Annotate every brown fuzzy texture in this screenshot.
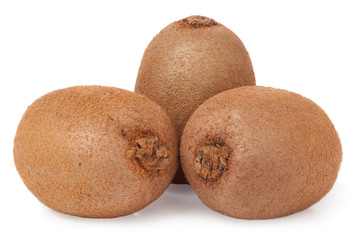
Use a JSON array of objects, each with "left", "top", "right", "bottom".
[
  {"left": 14, "top": 86, "right": 178, "bottom": 218},
  {"left": 181, "top": 86, "right": 342, "bottom": 219},
  {"left": 135, "top": 15, "right": 256, "bottom": 183}
]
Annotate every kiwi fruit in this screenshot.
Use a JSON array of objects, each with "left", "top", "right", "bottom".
[
  {"left": 135, "top": 15, "right": 256, "bottom": 183},
  {"left": 180, "top": 86, "right": 342, "bottom": 219},
  {"left": 14, "top": 86, "right": 178, "bottom": 218}
]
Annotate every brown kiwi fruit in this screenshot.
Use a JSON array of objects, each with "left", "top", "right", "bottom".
[
  {"left": 135, "top": 15, "right": 256, "bottom": 183},
  {"left": 14, "top": 86, "right": 178, "bottom": 218},
  {"left": 181, "top": 86, "right": 342, "bottom": 219}
]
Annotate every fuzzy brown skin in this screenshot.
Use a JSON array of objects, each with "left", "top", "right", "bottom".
[
  {"left": 135, "top": 16, "right": 256, "bottom": 184},
  {"left": 181, "top": 86, "right": 342, "bottom": 219},
  {"left": 14, "top": 86, "right": 178, "bottom": 218}
]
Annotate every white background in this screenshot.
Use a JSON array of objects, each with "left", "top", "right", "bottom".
[{"left": 1, "top": 0, "right": 356, "bottom": 239}]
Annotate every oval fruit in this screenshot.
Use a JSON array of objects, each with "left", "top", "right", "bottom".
[
  {"left": 135, "top": 15, "right": 256, "bottom": 183},
  {"left": 181, "top": 86, "right": 342, "bottom": 219},
  {"left": 14, "top": 86, "right": 178, "bottom": 218}
]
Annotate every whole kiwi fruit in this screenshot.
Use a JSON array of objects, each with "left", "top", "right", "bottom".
[
  {"left": 135, "top": 15, "right": 256, "bottom": 183},
  {"left": 14, "top": 86, "right": 178, "bottom": 218},
  {"left": 180, "top": 86, "right": 342, "bottom": 219}
]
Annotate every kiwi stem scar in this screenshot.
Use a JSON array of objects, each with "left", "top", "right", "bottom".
[
  {"left": 182, "top": 15, "right": 217, "bottom": 27},
  {"left": 125, "top": 134, "right": 169, "bottom": 171},
  {"left": 195, "top": 143, "right": 231, "bottom": 182}
]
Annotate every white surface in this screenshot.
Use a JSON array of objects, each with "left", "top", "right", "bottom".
[{"left": 0, "top": 0, "right": 356, "bottom": 239}]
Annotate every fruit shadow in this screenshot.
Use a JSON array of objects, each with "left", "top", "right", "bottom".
[
  {"left": 128, "top": 184, "right": 216, "bottom": 219},
  {"left": 109, "top": 184, "right": 227, "bottom": 223}
]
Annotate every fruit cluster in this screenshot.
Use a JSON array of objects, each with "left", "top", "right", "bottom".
[{"left": 14, "top": 16, "right": 342, "bottom": 219}]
